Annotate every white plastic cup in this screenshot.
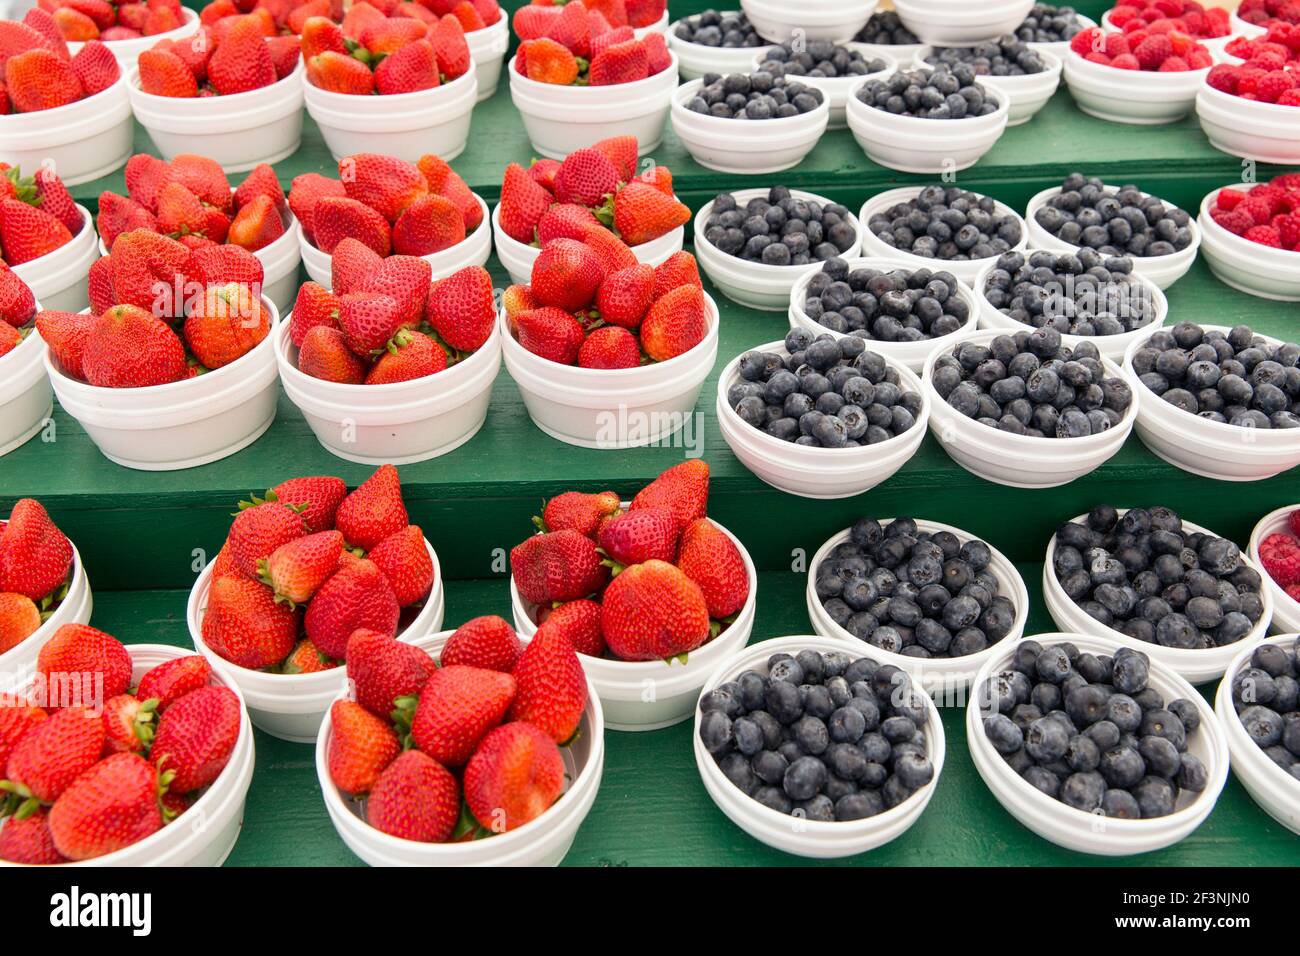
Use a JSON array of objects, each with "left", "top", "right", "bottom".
[
  {"left": 912, "top": 46, "right": 1060, "bottom": 126},
  {"left": 741, "top": 0, "right": 878, "bottom": 43},
  {"left": 1248, "top": 506, "right": 1300, "bottom": 634},
  {"left": 1196, "top": 82, "right": 1300, "bottom": 167},
  {"left": 694, "top": 634, "right": 945, "bottom": 858},
  {"left": 66, "top": 7, "right": 201, "bottom": 69},
  {"left": 0, "top": 74, "right": 132, "bottom": 186},
  {"left": 11, "top": 206, "right": 98, "bottom": 313},
  {"left": 186, "top": 540, "right": 445, "bottom": 743},
  {"left": 671, "top": 77, "right": 829, "bottom": 174},
  {"left": 893, "top": 0, "right": 1035, "bottom": 46},
  {"left": 317, "top": 627, "right": 603, "bottom": 866},
  {"left": 967, "top": 631, "right": 1228, "bottom": 856},
  {"left": 668, "top": 13, "right": 765, "bottom": 79},
  {"left": 467, "top": 16, "right": 508, "bottom": 102},
  {"left": 0, "top": 325, "right": 52, "bottom": 460},
  {"left": 751, "top": 48, "right": 895, "bottom": 128},
  {"left": 1062, "top": 49, "right": 1209, "bottom": 125},
  {"left": 0, "top": 537, "right": 91, "bottom": 688},
  {"left": 1196, "top": 187, "right": 1300, "bottom": 302}
]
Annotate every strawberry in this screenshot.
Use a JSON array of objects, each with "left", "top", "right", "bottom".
[
  {"left": 338, "top": 291, "right": 403, "bottom": 355},
  {"left": 592, "top": 134, "right": 639, "bottom": 181},
  {"left": 307, "top": 49, "right": 375, "bottom": 93},
  {"left": 208, "top": 15, "right": 277, "bottom": 94},
  {"left": 25, "top": 6, "right": 73, "bottom": 53},
  {"left": 305, "top": 558, "right": 400, "bottom": 659},
  {"left": 86, "top": 257, "right": 117, "bottom": 315},
  {"left": 641, "top": 30, "right": 671, "bottom": 74},
  {"left": 259, "top": 529, "right": 344, "bottom": 605},
  {"left": 281, "top": 638, "right": 335, "bottom": 673},
  {"left": 0, "top": 592, "right": 40, "bottom": 653},
  {"left": 652, "top": 250, "right": 702, "bottom": 299},
  {"left": 328, "top": 237, "right": 383, "bottom": 296},
  {"left": 0, "top": 199, "right": 72, "bottom": 265},
  {"left": 359, "top": 17, "right": 427, "bottom": 56},
  {"left": 537, "top": 203, "right": 600, "bottom": 244},
  {"left": 366, "top": 749, "right": 459, "bottom": 841},
  {"left": 640, "top": 283, "right": 707, "bottom": 361},
  {"left": 392, "top": 193, "right": 465, "bottom": 255},
  {"left": 513, "top": 3, "right": 560, "bottom": 40},
  {"left": 510, "top": 528, "right": 609, "bottom": 605},
  {"left": 590, "top": 24, "right": 634, "bottom": 58},
  {"left": 102, "top": 694, "right": 156, "bottom": 753},
  {"left": 341, "top": 0, "right": 386, "bottom": 40},
  {"left": 327, "top": 699, "right": 400, "bottom": 793},
  {"left": 106, "top": 229, "right": 190, "bottom": 312},
  {"left": 312, "top": 196, "right": 391, "bottom": 256},
  {"left": 47, "top": 752, "right": 161, "bottom": 861},
  {"left": 545, "top": 0, "right": 590, "bottom": 56},
  {"left": 287, "top": 172, "right": 346, "bottom": 245},
  {"left": 528, "top": 157, "right": 562, "bottom": 193},
  {"left": 96, "top": 192, "right": 156, "bottom": 249},
  {"left": 531, "top": 237, "right": 604, "bottom": 311},
  {"left": 429, "top": 13, "right": 470, "bottom": 78},
  {"left": 69, "top": 38, "right": 118, "bottom": 95},
  {"left": 5, "top": 49, "right": 81, "bottom": 111},
  {"left": 0, "top": 323, "right": 20, "bottom": 359},
  {"left": 135, "top": 655, "right": 212, "bottom": 711},
  {"left": 637, "top": 163, "right": 674, "bottom": 196},
  {"left": 288, "top": 281, "right": 340, "bottom": 347},
  {"left": 501, "top": 283, "right": 537, "bottom": 322},
  {"left": 184, "top": 282, "right": 270, "bottom": 369},
  {"left": 541, "top": 490, "right": 620, "bottom": 536},
  {"left": 156, "top": 180, "right": 208, "bottom": 238},
  {"left": 139, "top": 46, "right": 199, "bottom": 96},
  {"left": 227, "top": 501, "right": 305, "bottom": 578},
  {"left": 613, "top": 181, "right": 689, "bottom": 246},
  {"left": 594, "top": 263, "right": 654, "bottom": 329},
  {"left": 512, "top": 306, "right": 583, "bottom": 364},
  {"left": 340, "top": 153, "right": 427, "bottom": 224},
  {"left": 333, "top": 466, "right": 407, "bottom": 549},
  {"left": 578, "top": 325, "right": 640, "bottom": 369},
  {"left": 440, "top": 615, "right": 522, "bottom": 672},
  {"left": 0, "top": 22, "right": 58, "bottom": 71},
  {"left": 521, "top": 36, "right": 577, "bottom": 84},
  {"left": 345, "top": 627, "right": 436, "bottom": 717},
  {"left": 3, "top": 706, "right": 104, "bottom": 803},
  {"left": 300, "top": 15, "right": 346, "bottom": 61},
  {"left": 0, "top": 498, "right": 72, "bottom": 601},
  {"left": 0, "top": 808, "right": 65, "bottom": 864},
  {"left": 151, "top": 685, "right": 240, "bottom": 792},
  {"left": 32, "top": 167, "right": 81, "bottom": 236},
  {"left": 536, "top": 598, "right": 604, "bottom": 656},
  {"left": 161, "top": 154, "right": 232, "bottom": 212},
  {"left": 366, "top": 328, "right": 448, "bottom": 384},
  {"left": 168, "top": 30, "right": 213, "bottom": 83},
  {"left": 600, "top": 559, "right": 710, "bottom": 660},
  {"left": 589, "top": 37, "right": 647, "bottom": 85},
  {"left": 630, "top": 459, "right": 708, "bottom": 531},
  {"left": 463, "top": 722, "right": 563, "bottom": 832},
  {"left": 677, "top": 517, "right": 748, "bottom": 619},
  {"left": 366, "top": 525, "right": 433, "bottom": 605},
  {"left": 298, "top": 326, "right": 368, "bottom": 383},
  {"left": 0, "top": 266, "right": 35, "bottom": 328},
  {"left": 578, "top": 224, "right": 638, "bottom": 273},
  {"left": 508, "top": 624, "right": 585, "bottom": 743},
  {"left": 201, "top": 575, "right": 299, "bottom": 669},
  {"left": 416, "top": 153, "right": 481, "bottom": 230},
  {"left": 267, "top": 475, "right": 347, "bottom": 533},
  {"left": 424, "top": 264, "right": 494, "bottom": 352},
  {"left": 410, "top": 663, "right": 515, "bottom": 765},
  {"left": 498, "top": 161, "right": 553, "bottom": 243},
  {"left": 0, "top": 694, "right": 45, "bottom": 771},
  {"left": 554, "top": 147, "right": 619, "bottom": 207},
  {"left": 375, "top": 37, "right": 440, "bottom": 94},
  {"left": 227, "top": 194, "right": 285, "bottom": 251},
  {"left": 598, "top": 506, "right": 677, "bottom": 566}
]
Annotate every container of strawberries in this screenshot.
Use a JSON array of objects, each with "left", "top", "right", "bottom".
[
  {"left": 507, "top": 462, "right": 759, "bottom": 731},
  {"left": 186, "top": 466, "right": 445, "bottom": 742},
  {"left": 0, "top": 626, "right": 253, "bottom": 866},
  {"left": 60, "top": 0, "right": 202, "bottom": 69},
  {"left": 0, "top": 267, "right": 55, "bottom": 459},
  {"left": 316, "top": 617, "right": 603, "bottom": 865},
  {"left": 2, "top": 165, "right": 100, "bottom": 315}
]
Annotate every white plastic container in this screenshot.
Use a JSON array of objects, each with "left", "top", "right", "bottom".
[
  {"left": 276, "top": 318, "right": 501, "bottom": 464},
  {"left": 858, "top": 186, "right": 1028, "bottom": 285},
  {"left": 0, "top": 74, "right": 132, "bottom": 186},
  {"left": 971, "top": 259, "right": 1168, "bottom": 363},
  {"left": 498, "top": 293, "right": 719, "bottom": 449},
  {"left": 511, "top": 512, "right": 756, "bottom": 731},
  {"left": 0, "top": 326, "right": 52, "bottom": 460},
  {"left": 1214, "top": 633, "right": 1300, "bottom": 835},
  {"left": 0, "top": 642, "right": 253, "bottom": 868},
  {"left": 1248, "top": 506, "right": 1300, "bottom": 634},
  {"left": 787, "top": 255, "right": 980, "bottom": 371},
  {"left": 10, "top": 205, "right": 97, "bottom": 313},
  {"left": 467, "top": 16, "right": 508, "bottom": 102},
  {"left": 923, "top": 329, "right": 1138, "bottom": 487},
  {"left": 1025, "top": 13, "right": 1097, "bottom": 57},
  {"left": 1062, "top": 50, "right": 1208, "bottom": 124},
  {"left": 851, "top": 37, "right": 929, "bottom": 63},
  {"left": 303, "top": 65, "right": 477, "bottom": 164},
  {"left": 46, "top": 297, "right": 281, "bottom": 471},
  {"left": 316, "top": 628, "right": 603, "bottom": 866},
  {"left": 715, "top": 339, "right": 929, "bottom": 498},
  {"left": 967, "top": 631, "right": 1228, "bottom": 855},
  {"left": 1043, "top": 509, "right": 1272, "bottom": 683},
  {"left": 1024, "top": 185, "right": 1201, "bottom": 290},
  {"left": 911, "top": 46, "right": 1060, "bottom": 126},
  {"left": 741, "top": 0, "right": 878, "bottom": 43},
  {"left": 845, "top": 74, "right": 1009, "bottom": 173},
  {"left": 695, "top": 187, "right": 864, "bottom": 310},
  {"left": 0, "top": 536, "right": 91, "bottom": 688},
  {"left": 508, "top": 54, "right": 677, "bottom": 160},
  {"left": 186, "top": 538, "right": 445, "bottom": 743},
  {"left": 490, "top": 201, "right": 682, "bottom": 287},
  {"left": 668, "top": 13, "right": 765, "bottom": 79},
  {"left": 751, "top": 49, "right": 895, "bottom": 128},
  {"left": 695, "top": 634, "right": 944, "bottom": 858},
  {"left": 66, "top": 7, "right": 201, "bottom": 69},
  {"left": 1197, "top": 187, "right": 1300, "bottom": 302},
  {"left": 894, "top": 0, "right": 1035, "bottom": 46},
  {"left": 1196, "top": 83, "right": 1300, "bottom": 167},
  {"left": 1229, "top": 11, "right": 1270, "bottom": 41},
  {"left": 1122, "top": 324, "right": 1300, "bottom": 481},
  {"left": 671, "top": 77, "right": 829, "bottom": 174},
  {"left": 807, "top": 520, "right": 1029, "bottom": 697}
]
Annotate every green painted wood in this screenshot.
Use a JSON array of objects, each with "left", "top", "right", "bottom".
[{"left": 90, "top": 567, "right": 1300, "bottom": 867}]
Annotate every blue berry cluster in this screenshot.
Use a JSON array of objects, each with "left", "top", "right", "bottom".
[
  {"left": 803, "top": 259, "right": 970, "bottom": 339},
  {"left": 704, "top": 187, "right": 857, "bottom": 266},
  {"left": 686, "top": 72, "right": 825, "bottom": 120},
  {"left": 673, "top": 9, "right": 763, "bottom": 48},
  {"left": 1231, "top": 640, "right": 1300, "bottom": 780},
  {"left": 983, "top": 250, "right": 1158, "bottom": 336},
  {"left": 1034, "top": 174, "right": 1195, "bottom": 259},
  {"left": 1015, "top": 4, "right": 1086, "bottom": 43},
  {"left": 854, "top": 11, "right": 919, "bottom": 45},
  {"left": 855, "top": 64, "right": 1000, "bottom": 119},
  {"left": 870, "top": 186, "right": 1023, "bottom": 262},
  {"left": 923, "top": 37, "right": 1048, "bottom": 76},
  {"left": 757, "top": 40, "right": 888, "bottom": 80}
]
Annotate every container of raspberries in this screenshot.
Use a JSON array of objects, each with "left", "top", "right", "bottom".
[
  {"left": 740, "top": 0, "right": 879, "bottom": 44},
  {"left": 1249, "top": 505, "right": 1300, "bottom": 634},
  {"left": 1062, "top": 26, "right": 1214, "bottom": 124},
  {"left": 668, "top": 9, "right": 768, "bottom": 80},
  {"left": 62, "top": 2, "right": 201, "bottom": 69},
  {"left": 808, "top": 518, "right": 1029, "bottom": 694},
  {"left": 1197, "top": 177, "right": 1300, "bottom": 301},
  {"left": 913, "top": 40, "right": 1062, "bottom": 126},
  {"left": 0, "top": 628, "right": 254, "bottom": 866},
  {"left": 694, "top": 187, "right": 864, "bottom": 311},
  {"left": 0, "top": 268, "right": 54, "bottom": 459},
  {"left": 316, "top": 620, "right": 604, "bottom": 866},
  {"left": 751, "top": 40, "right": 895, "bottom": 129},
  {"left": 301, "top": 13, "right": 480, "bottom": 164},
  {"left": 1122, "top": 322, "right": 1300, "bottom": 481},
  {"left": 1219, "top": 17, "right": 1299, "bottom": 67},
  {"left": 1214, "top": 634, "right": 1300, "bottom": 835},
  {"left": 508, "top": 462, "right": 759, "bottom": 731},
  {"left": 892, "top": 0, "right": 1036, "bottom": 46},
  {"left": 694, "top": 635, "right": 945, "bottom": 857},
  {"left": 186, "top": 465, "right": 445, "bottom": 742},
  {"left": 924, "top": 328, "right": 1139, "bottom": 487},
  {"left": 1100, "top": 1, "right": 1238, "bottom": 57},
  {"left": 1197, "top": 61, "right": 1300, "bottom": 167},
  {"left": 0, "top": 498, "right": 92, "bottom": 683},
  {"left": 715, "top": 333, "right": 930, "bottom": 498},
  {"left": 968, "top": 633, "right": 1228, "bottom": 855}
]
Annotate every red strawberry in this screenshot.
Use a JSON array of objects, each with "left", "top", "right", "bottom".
[
  {"left": 227, "top": 500, "right": 306, "bottom": 578},
  {"left": 463, "top": 722, "right": 563, "bottom": 832},
  {"left": 592, "top": 134, "right": 638, "bottom": 181},
  {"left": 366, "top": 749, "right": 459, "bottom": 841},
  {"left": 187, "top": 244, "right": 264, "bottom": 291},
  {"left": 589, "top": 37, "right": 647, "bottom": 84},
  {"left": 340, "top": 153, "right": 427, "bottom": 224},
  {"left": 32, "top": 167, "right": 81, "bottom": 235},
  {"left": 366, "top": 525, "right": 434, "bottom": 605},
  {"left": 307, "top": 49, "right": 375, "bottom": 93},
  {"left": 501, "top": 283, "right": 537, "bottom": 322},
  {"left": 642, "top": 30, "right": 671, "bottom": 74},
  {"left": 598, "top": 506, "right": 677, "bottom": 566},
  {"left": 677, "top": 517, "right": 749, "bottom": 619},
  {"left": 23, "top": 7, "right": 71, "bottom": 55},
  {"left": 227, "top": 194, "right": 284, "bottom": 251},
  {"left": 139, "top": 45, "right": 199, "bottom": 96},
  {"left": 288, "top": 171, "right": 346, "bottom": 245},
  {"left": 102, "top": 693, "right": 156, "bottom": 754},
  {"left": 528, "top": 157, "right": 561, "bottom": 193},
  {"left": 416, "top": 153, "right": 481, "bottom": 230},
  {"left": 208, "top": 16, "right": 277, "bottom": 94},
  {"left": 69, "top": 38, "right": 119, "bottom": 95},
  {"left": 312, "top": 196, "right": 391, "bottom": 256},
  {"left": 329, "top": 235, "right": 384, "bottom": 294},
  {"left": 135, "top": 655, "right": 212, "bottom": 711},
  {"left": 579, "top": 224, "right": 638, "bottom": 273},
  {"left": 536, "top": 598, "right": 604, "bottom": 656},
  {"left": 151, "top": 685, "right": 240, "bottom": 792},
  {"left": 429, "top": 13, "right": 470, "bottom": 78},
  {"left": 613, "top": 181, "right": 689, "bottom": 246},
  {"left": 327, "top": 699, "right": 400, "bottom": 793},
  {"left": 156, "top": 180, "right": 208, "bottom": 237},
  {"left": 410, "top": 664, "right": 515, "bottom": 765},
  {"left": 345, "top": 628, "right": 436, "bottom": 717},
  {"left": 392, "top": 193, "right": 465, "bottom": 255},
  {"left": 362, "top": 254, "right": 430, "bottom": 328},
  {"left": 96, "top": 192, "right": 156, "bottom": 249},
  {"left": 512, "top": 306, "right": 584, "bottom": 364},
  {"left": 531, "top": 237, "right": 604, "bottom": 311},
  {"left": 0, "top": 21, "right": 60, "bottom": 71},
  {"left": 600, "top": 558, "right": 710, "bottom": 660},
  {"left": 375, "top": 37, "right": 440, "bottom": 94},
  {"left": 184, "top": 282, "right": 270, "bottom": 369},
  {"left": 554, "top": 147, "right": 618, "bottom": 206},
  {"left": 498, "top": 161, "right": 552, "bottom": 243},
  {"left": 521, "top": 36, "right": 578, "bottom": 83},
  {"left": 5, "top": 48, "right": 81, "bottom": 111},
  {"left": 637, "top": 163, "right": 674, "bottom": 196},
  {"left": 544, "top": 0, "right": 590, "bottom": 56},
  {"left": 288, "top": 281, "right": 340, "bottom": 347},
  {"left": 537, "top": 203, "right": 601, "bottom": 244},
  {"left": 0, "top": 498, "right": 72, "bottom": 601},
  {"left": 298, "top": 325, "right": 367, "bottom": 383},
  {"left": 281, "top": 638, "right": 335, "bottom": 674},
  {"left": 630, "top": 459, "right": 708, "bottom": 531},
  {"left": 359, "top": 17, "right": 427, "bottom": 56},
  {"left": 590, "top": 24, "right": 635, "bottom": 59},
  {"left": 508, "top": 624, "right": 585, "bottom": 743},
  {"left": 0, "top": 695, "right": 45, "bottom": 771},
  {"left": 0, "top": 808, "right": 65, "bottom": 864},
  {"left": 201, "top": 575, "right": 300, "bottom": 669},
  {"left": 259, "top": 529, "right": 344, "bottom": 605},
  {"left": 510, "top": 528, "right": 609, "bottom": 605},
  {"left": 160, "top": 154, "right": 232, "bottom": 212},
  {"left": 305, "top": 558, "right": 400, "bottom": 659},
  {"left": 33, "top": 624, "right": 131, "bottom": 709},
  {"left": 0, "top": 593, "right": 40, "bottom": 653},
  {"left": 640, "top": 283, "right": 708, "bottom": 361},
  {"left": 268, "top": 475, "right": 347, "bottom": 533},
  {"left": 338, "top": 291, "right": 404, "bottom": 355},
  {"left": 3, "top": 706, "right": 103, "bottom": 803},
  {"left": 541, "top": 490, "right": 620, "bottom": 536},
  {"left": 513, "top": 3, "right": 560, "bottom": 40},
  {"left": 425, "top": 263, "right": 495, "bottom": 351},
  {"left": 300, "top": 15, "right": 346, "bottom": 60},
  {"left": 341, "top": 0, "right": 387, "bottom": 40},
  {"left": 106, "top": 229, "right": 190, "bottom": 312},
  {"left": 652, "top": 250, "right": 702, "bottom": 299},
  {"left": 48, "top": 753, "right": 161, "bottom": 861},
  {"left": 336, "top": 465, "right": 409, "bottom": 549},
  {"left": 594, "top": 263, "right": 654, "bottom": 329},
  {"left": 441, "top": 615, "right": 522, "bottom": 672},
  {"left": 367, "top": 329, "right": 448, "bottom": 384},
  {"left": 86, "top": 256, "right": 116, "bottom": 314},
  {"left": 578, "top": 324, "right": 639, "bottom": 369},
  {"left": 0, "top": 198, "right": 71, "bottom": 265}
]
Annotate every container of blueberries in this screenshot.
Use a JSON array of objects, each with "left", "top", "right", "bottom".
[
  {"left": 668, "top": 9, "right": 767, "bottom": 81},
  {"left": 913, "top": 39, "right": 1061, "bottom": 126},
  {"left": 740, "top": 0, "right": 879, "bottom": 45},
  {"left": 1015, "top": 3, "right": 1096, "bottom": 56},
  {"left": 852, "top": 10, "right": 926, "bottom": 62},
  {"left": 844, "top": 63, "right": 1010, "bottom": 174},
  {"left": 752, "top": 40, "right": 894, "bottom": 128},
  {"left": 1214, "top": 634, "right": 1300, "bottom": 835},
  {"left": 807, "top": 517, "right": 1029, "bottom": 694},
  {"left": 671, "top": 71, "right": 830, "bottom": 174},
  {"left": 858, "top": 185, "right": 1028, "bottom": 284},
  {"left": 892, "top": 0, "right": 1036, "bottom": 47},
  {"left": 1025, "top": 175, "right": 1202, "bottom": 290},
  {"left": 968, "top": 634, "right": 1229, "bottom": 855},
  {"left": 695, "top": 635, "right": 945, "bottom": 858},
  {"left": 923, "top": 328, "right": 1139, "bottom": 487},
  {"left": 694, "top": 186, "right": 864, "bottom": 310},
  {"left": 1196, "top": 186, "right": 1300, "bottom": 302},
  {"left": 788, "top": 256, "right": 979, "bottom": 370},
  {"left": 1248, "top": 506, "right": 1300, "bottom": 634},
  {"left": 715, "top": 330, "right": 930, "bottom": 498},
  {"left": 1042, "top": 505, "right": 1274, "bottom": 684},
  {"left": 1121, "top": 322, "right": 1300, "bottom": 482}
]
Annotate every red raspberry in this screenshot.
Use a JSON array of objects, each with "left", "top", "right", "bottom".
[
  {"left": 1135, "top": 34, "right": 1174, "bottom": 68},
  {"left": 1216, "top": 187, "right": 1247, "bottom": 210},
  {"left": 1154, "top": 0, "right": 1183, "bottom": 17},
  {"left": 1147, "top": 17, "right": 1180, "bottom": 35},
  {"left": 1289, "top": 508, "right": 1300, "bottom": 537},
  {"left": 1085, "top": 51, "right": 1113, "bottom": 64},
  {"left": 1110, "top": 4, "right": 1141, "bottom": 27},
  {"left": 1287, "top": 583, "right": 1300, "bottom": 604},
  {"left": 1169, "top": 29, "right": 1197, "bottom": 55},
  {"left": 1278, "top": 212, "right": 1300, "bottom": 248},
  {"left": 1245, "top": 224, "right": 1283, "bottom": 247},
  {"left": 1210, "top": 208, "right": 1253, "bottom": 235},
  {"left": 1237, "top": 66, "right": 1269, "bottom": 93},
  {"left": 1104, "top": 32, "right": 1132, "bottom": 57},
  {"left": 1112, "top": 53, "right": 1141, "bottom": 69},
  {"left": 1159, "top": 56, "right": 1190, "bottom": 70},
  {"left": 1256, "top": 70, "right": 1297, "bottom": 102},
  {"left": 1248, "top": 50, "right": 1288, "bottom": 71},
  {"left": 1272, "top": 172, "right": 1300, "bottom": 190},
  {"left": 1260, "top": 532, "right": 1300, "bottom": 587},
  {"left": 1280, "top": 88, "right": 1300, "bottom": 105},
  {"left": 1071, "top": 27, "right": 1103, "bottom": 55},
  {"left": 1239, "top": 195, "right": 1274, "bottom": 224},
  {"left": 1207, "top": 64, "right": 1240, "bottom": 91},
  {"left": 1188, "top": 48, "right": 1213, "bottom": 68},
  {"left": 1225, "top": 37, "right": 1255, "bottom": 58}
]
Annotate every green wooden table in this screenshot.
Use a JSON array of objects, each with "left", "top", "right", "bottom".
[{"left": 4, "top": 0, "right": 1298, "bottom": 865}]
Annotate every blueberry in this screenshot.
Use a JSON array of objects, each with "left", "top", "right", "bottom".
[
  {"left": 700, "top": 709, "right": 733, "bottom": 755},
  {"left": 783, "top": 755, "right": 827, "bottom": 800}
]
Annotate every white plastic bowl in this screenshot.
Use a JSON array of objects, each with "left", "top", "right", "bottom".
[
  {"left": 852, "top": 37, "right": 929, "bottom": 63},
  {"left": 1024, "top": 185, "right": 1201, "bottom": 290},
  {"left": 668, "top": 13, "right": 765, "bottom": 79},
  {"left": 1122, "top": 324, "right": 1300, "bottom": 481},
  {"left": 0, "top": 325, "right": 52, "bottom": 460},
  {"left": 1197, "top": 187, "right": 1300, "bottom": 302},
  {"left": 1196, "top": 82, "right": 1300, "bottom": 166},
  {"left": 787, "top": 255, "right": 980, "bottom": 371},
  {"left": 1062, "top": 49, "right": 1208, "bottom": 124},
  {"left": 894, "top": 0, "right": 1035, "bottom": 45},
  {"left": 10, "top": 206, "right": 97, "bottom": 313},
  {"left": 715, "top": 339, "right": 929, "bottom": 497},
  {"left": 490, "top": 201, "right": 682, "bottom": 287},
  {"left": 670, "top": 77, "right": 829, "bottom": 174},
  {"left": 912, "top": 46, "right": 1060, "bottom": 125},
  {"left": 303, "top": 65, "right": 477, "bottom": 164},
  {"left": 0, "top": 536, "right": 91, "bottom": 688},
  {"left": 844, "top": 74, "right": 1009, "bottom": 173},
  {"left": 694, "top": 634, "right": 944, "bottom": 858},
  {"left": 741, "top": 0, "right": 878, "bottom": 43},
  {"left": 1229, "top": 10, "right": 1270, "bottom": 41},
  {"left": 467, "top": 16, "right": 508, "bottom": 102},
  {"left": 924, "top": 328, "right": 1139, "bottom": 487},
  {"left": 1214, "top": 633, "right": 1300, "bottom": 835},
  {"left": 807, "top": 520, "right": 1028, "bottom": 697},
  {"left": 1043, "top": 509, "right": 1271, "bottom": 683},
  {"left": 186, "top": 538, "right": 444, "bottom": 743},
  {"left": 971, "top": 259, "right": 1168, "bottom": 362},
  {"left": 0, "top": 74, "right": 132, "bottom": 186},
  {"left": 0, "top": 642, "right": 253, "bottom": 867},
  {"left": 46, "top": 296, "right": 281, "bottom": 471},
  {"left": 508, "top": 54, "right": 677, "bottom": 160},
  {"left": 1025, "top": 12, "right": 1097, "bottom": 56},
  {"left": 1100, "top": 9, "right": 1248, "bottom": 58},
  {"left": 316, "top": 628, "right": 602, "bottom": 866},
  {"left": 499, "top": 292, "right": 719, "bottom": 448},
  {"left": 858, "top": 186, "right": 1028, "bottom": 285},
  {"left": 695, "top": 187, "right": 864, "bottom": 311},
  {"left": 66, "top": 7, "right": 201, "bottom": 68},
  {"left": 276, "top": 318, "right": 501, "bottom": 464},
  {"left": 510, "top": 510, "right": 757, "bottom": 730},
  {"left": 967, "top": 631, "right": 1228, "bottom": 855},
  {"left": 1249, "top": 506, "right": 1300, "bottom": 634},
  {"left": 751, "top": 48, "right": 895, "bottom": 128}
]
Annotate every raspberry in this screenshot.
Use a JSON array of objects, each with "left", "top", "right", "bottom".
[
  {"left": 1188, "top": 49, "right": 1213, "bottom": 68},
  {"left": 1154, "top": 0, "right": 1183, "bottom": 17},
  {"left": 1112, "top": 53, "right": 1141, "bottom": 69},
  {"left": 1245, "top": 225, "right": 1283, "bottom": 247},
  {"left": 1256, "top": 70, "right": 1297, "bottom": 102},
  {"left": 1216, "top": 187, "right": 1247, "bottom": 210},
  {"left": 1288, "top": 583, "right": 1300, "bottom": 604},
  {"left": 1169, "top": 30, "right": 1196, "bottom": 55},
  {"left": 1279, "top": 212, "right": 1300, "bottom": 248},
  {"left": 1207, "top": 64, "right": 1239, "bottom": 91},
  {"left": 1104, "top": 32, "right": 1131, "bottom": 58},
  {"left": 1259, "top": 532, "right": 1300, "bottom": 587},
  {"left": 1158, "top": 55, "right": 1190, "bottom": 70},
  {"left": 1110, "top": 4, "right": 1140, "bottom": 26},
  {"left": 1071, "top": 27, "right": 1102, "bottom": 55},
  {"left": 1289, "top": 508, "right": 1300, "bottom": 537},
  {"left": 1248, "top": 50, "right": 1288, "bottom": 71},
  {"left": 1085, "top": 51, "right": 1113, "bottom": 64},
  {"left": 1279, "top": 87, "right": 1300, "bottom": 105},
  {"left": 1238, "top": 195, "right": 1274, "bottom": 224},
  {"left": 1135, "top": 34, "right": 1174, "bottom": 68},
  {"left": 1237, "top": 66, "right": 1269, "bottom": 94},
  {"left": 1211, "top": 208, "right": 1254, "bottom": 235},
  {"left": 1147, "top": 17, "right": 1179, "bottom": 35}
]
